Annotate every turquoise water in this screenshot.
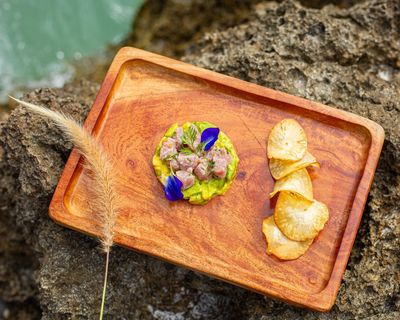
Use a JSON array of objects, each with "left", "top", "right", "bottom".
[{"left": 0, "top": 0, "right": 143, "bottom": 102}]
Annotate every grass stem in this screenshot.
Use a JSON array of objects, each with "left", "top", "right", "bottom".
[{"left": 99, "top": 250, "right": 110, "bottom": 320}]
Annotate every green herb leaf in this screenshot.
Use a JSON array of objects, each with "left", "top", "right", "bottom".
[
  {"left": 181, "top": 125, "right": 198, "bottom": 150},
  {"left": 196, "top": 142, "right": 206, "bottom": 153},
  {"left": 180, "top": 148, "right": 193, "bottom": 155},
  {"left": 165, "top": 153, "right": 178, "bottom": 161}
]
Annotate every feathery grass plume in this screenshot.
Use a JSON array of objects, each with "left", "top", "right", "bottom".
[{"left": 10, "top": 96, "right": 118, "bottom": 320}]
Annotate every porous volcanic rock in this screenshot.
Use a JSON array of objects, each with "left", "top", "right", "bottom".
[
  {"left": 124, "top": 0, "right": 261, "bottom": 58},
  {"left": 124, "top": 0, "right": 366, "bottom": 58},
  {"left": 0, "top": 0, "right": 399, "bottom": 319}
]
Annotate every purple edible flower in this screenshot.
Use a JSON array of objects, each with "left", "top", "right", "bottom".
[
  {"left": 201, "top": 127, "right": 220, "bottom": 151},
  {"left": 164, "top": 175, "right": 183, "bottom": 201}
]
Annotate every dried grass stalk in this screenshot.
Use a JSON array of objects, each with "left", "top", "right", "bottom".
[{"left": 10, "top": 96, "right": 119, "bottom": 319}]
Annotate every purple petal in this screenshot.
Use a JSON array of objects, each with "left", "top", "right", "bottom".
[
  {"left": 201, "top": 127, "right": 220, "bottom": 151},
  {"left": 164, "top": 175, "right": 183, "bottom": 201}
]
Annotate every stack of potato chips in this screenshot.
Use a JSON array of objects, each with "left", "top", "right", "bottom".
[{"left": 263, "top": 119, "right": 329, "bottom": 260}]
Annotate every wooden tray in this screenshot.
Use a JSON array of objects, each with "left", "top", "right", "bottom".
[{"left": 49, "top": 47, "right": 384, "bottom": 311}]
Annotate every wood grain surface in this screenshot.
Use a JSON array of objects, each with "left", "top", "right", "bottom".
[{"left": 49, "top": 47, "right": 384, "bottom": 312}]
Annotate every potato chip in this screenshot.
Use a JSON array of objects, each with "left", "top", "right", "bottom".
[
  {"left": 262, "top": 216, "right": 313, "bottom": 260},
  {"left": 269, "top": 151, "right": 319, "bottom": 180},
  {"left": 269, "top": 169, "right": 313, "bottom": 201},
  {"left": 274, "top": 192, "right": 329, "bottom": 241},
  {"left": 267, "top": 119, "right": 307, "bottom": 161}
]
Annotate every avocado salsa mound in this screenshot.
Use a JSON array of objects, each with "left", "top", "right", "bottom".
[{"left": 153, "top": 122, "right": 239, "bottom": 204}]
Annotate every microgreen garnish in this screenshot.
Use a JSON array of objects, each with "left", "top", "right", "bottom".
[
  {"left": 196, "top": 142, "right": 206, "bottom": 153},
  {"left": 181, "top": 126, "right": 198, "bottom": 150},
  {"left": 180, "top": 147, "right": 193, "bottom": 155},
  {"left": 165, "top": 153, "right": 178, "bottom": 161}
]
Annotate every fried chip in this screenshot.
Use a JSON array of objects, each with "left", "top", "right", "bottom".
[
  {"left": 269, "top": 151, "right": 320, "bottom": 180},
  {"left": 274, "top": 192, "right": 329, "bottom": 241},
  {"left": 269, "top": 168, "right": 313, "bottom": 201},
  {"left": 267, "top": 119, "right": 307, "bottom": 161},
  {"left": 262, "top": 216, "right": 313, "bottom": 260}
]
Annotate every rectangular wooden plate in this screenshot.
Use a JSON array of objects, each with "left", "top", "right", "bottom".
[{"left": 49, "top": 47, "right": 384, "bottom": 311}]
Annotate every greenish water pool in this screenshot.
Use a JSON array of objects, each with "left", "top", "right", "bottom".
[{"left": 0, "top": 0, "right": 143, "bottom": 102}]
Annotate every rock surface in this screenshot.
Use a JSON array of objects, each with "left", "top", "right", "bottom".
[
  {"left": 124, "top": 0, "right": 261, "bottom": 58},
  {"left": 124, "top": 0, "right": 364, "bottom": 58},
  {"left": 1, "top": 0, "right": 399, "bottom": 319}
]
